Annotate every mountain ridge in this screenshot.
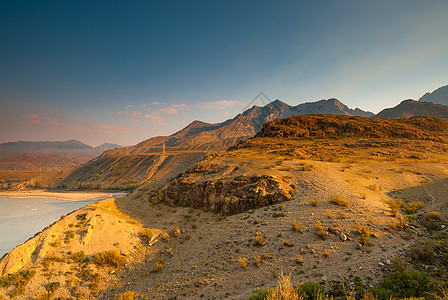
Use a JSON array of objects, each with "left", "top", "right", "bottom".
[
  {"left": 40, "top": 99, "right": 374, "bottom": 188},
  {"left": 0, "top": 140, "right": 123, "bottom": 171},
  {"left": 419, "top": 84, "right": 448, "bottom": 105}
]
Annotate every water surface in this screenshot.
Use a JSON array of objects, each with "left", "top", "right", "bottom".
[{"left": 0, "top": 196, "right": 102, "bottom": 258}]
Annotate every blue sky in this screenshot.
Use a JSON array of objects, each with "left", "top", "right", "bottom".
[{"left": 1, "top": 0, "right": 447, "bottom": 146}]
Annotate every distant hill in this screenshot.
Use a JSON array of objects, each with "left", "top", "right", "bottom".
[
  {"left": 375, "top": 100, "right": 448, "bottom": 120},
  {"left": 108, "top": 99, "right": 373, "bottom": 155},
  {"left": 0, "top": 140, "right": 123, "bottom": 171},
  {"left": 48, "top": 99, "right": 373, "bottom": 189},
  {"left": 419, "top": 84, "right": 448, "bottom": 105}
]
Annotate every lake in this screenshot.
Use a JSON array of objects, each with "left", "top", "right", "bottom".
[{"left": 0, "top": 196, "right": 105, "bottom": 258}]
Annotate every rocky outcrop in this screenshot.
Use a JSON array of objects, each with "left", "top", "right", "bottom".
[{"left": 149, "top": 173, "right": 293, "bottom": 215}]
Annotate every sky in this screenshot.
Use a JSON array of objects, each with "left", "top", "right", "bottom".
[{"left": 1, "top": 0, "right": 447, "bottom": 147}]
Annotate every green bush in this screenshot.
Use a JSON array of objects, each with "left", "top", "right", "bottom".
[
  {"left": 248, "top": 288, "right": 269, "bottom": 299},
  {"left": 373, "top": 271, "right": 431, "bottom": 299},
  {"left": 297, "top": 281, "right": 325, "bottom": 300},
  {"left": 410, "top": 240, "right": 435, "bottom": 264}
]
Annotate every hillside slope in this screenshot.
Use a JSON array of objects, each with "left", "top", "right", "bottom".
[
  {"left": 51, "top": 99, "right": 372, "bottom": 188},
  {"left": 3, "top": 114, "right": 448, "bottom": 299}
]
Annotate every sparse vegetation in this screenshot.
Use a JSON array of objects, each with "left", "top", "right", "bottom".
[
  {"left": 402, "top": 201, "right": 423, "bottom": 214},
  {"left": 358, "top": 225, "right": 371, "bottom": 246},
  {"left": 93, "top": 250, "right": 125, "bottom": 267},
  {"left": 71, "top": 251, "right": 86, "bottom": 263},
  {"left": 291, "top": 219, "right": 302, "bottom": 232},
  {"left": 388, "top": 198, "right": 403, "bottom": 218},
  {"left": 255, "top": 232, "right": 266, "bottom": 246},
  {"left": 422, "top": 211, "right": 444, "bottom": 230},
  {"left": 118, "top": 291, "right": 139, "bottom": 300},
  {"left": 316, "top": 221, "right": 327, "bottom": 240},
  {"left": 153, "top": 259, "right": 165, "bottom": 272},
  {"left": 238, "top": 257, "right": 248, "bottom": 268}
]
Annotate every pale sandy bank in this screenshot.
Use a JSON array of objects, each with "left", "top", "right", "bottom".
[{"left": 0, "top": 190, "right": 128, "bottom": 201}]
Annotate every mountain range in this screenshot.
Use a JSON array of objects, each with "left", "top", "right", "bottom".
[
  {"left": 0, "top": 140, "right": 122, "bottom": 171},
  {"left": 9, "top": 84, "right": 448, "bottom": 184}
]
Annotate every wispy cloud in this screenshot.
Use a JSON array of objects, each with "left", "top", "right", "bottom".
[
  {"left": 199, "top": 100, "right": 245, "bottom": 110},
  {"left": 118, "top": 103, "right": 190, "bottom": 124},
  {"left": 23, "top": 114, "right": 137, "bottom": 136}
]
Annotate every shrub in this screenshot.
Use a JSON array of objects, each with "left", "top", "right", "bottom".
[
  {"left": 410, "top": 240, "right": 435, "bottom": 264},
  {"left": 93, "top": 250, "right": 125, "bottom": 267},
  {"left": 153, "top": 260, "right": 164, "bottom": 272},
  {"left": 403, "top": 201, "right": 424, "bottom": 214},
  {"left": 388, "top": 198, "right": 403, "bottom": 218},
  {"left": 331, "top": 194, "right": 349, "bottom": 206},
  {"left": 310, "top": 199, "right": 318, "bottom": 207},
  {"left": 71, "top": 251, "right": 86, "bottom": 263},
  {"left": 255, "top": 232, "right": 266, "bottom": 246},
  {"left": 238, "top": 257, "right": 248, "bottom": 268},
  {"left": 316, "top": 221, "right": 327, "bottom": 240},
  {"left": 374, "top": 271, "right": 431, "bottom": 299},
  {"left": 423, "top": 211, "right": 444, "bottom": 230},
  {"left": 291, "top": 219, "right": 302, "bottom": 232},
  {"left": 45, "top": 282, "right": 61, "bottom": 295},
  {"left": 390, "top": 256, "right": 407, "bottom": 272},
  {"left": 297, "top": 281, "right": 325, "bottom": 300},
  {"left": 248, "top": 288, "right": 270, "bottom": 300},
  {"left": 254, "top": 256, "right": 262, "bottom": 268},
  {"left": 358, "top": 226, "right": 371, "bottom": 246},
  {"left": 161, "top": 232, "right": 170, "bottom": 241}
]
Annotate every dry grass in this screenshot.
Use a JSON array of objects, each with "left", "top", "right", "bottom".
[
  {"left": 153, "top": 259, "right": 165, "bottom": 272},
  {"left": 402, "top": 201, "right": 424, "bottom": 214},
  {"left": 265, "top": 273, "right": 303, "bottom": 300},
  {"left": 291, "top": 219, "right": 302, "bottom": 232},
  {"left": 254, "top": 256, "right": 262, "bottom": 268},
  {"left": 255, "top": 232, "right": 266, "bottom": 246},
  {"left": 238, "top": 257, "right": 248, "bottom": 268},
  {"left": 316, "top": 221, "right": 327, "bottom": 240},
  {"left": 93, "top": 250, "right": 125, "bottom": 267},
  {"left": 118, "top": 291, "right": 138, "bottom": 300},
  {"left": 358, "top": 226, "right": 371, "bottom": 246},
  {"left": 388, "top": 198, "right": 403, "bottom": 218}
]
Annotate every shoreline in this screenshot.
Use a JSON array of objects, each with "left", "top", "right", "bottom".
[{"left": 0, "top": 190, "right": 128, "bottom": 201}]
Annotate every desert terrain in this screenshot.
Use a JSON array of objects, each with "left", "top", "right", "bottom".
[{"left": 0, "top": 115, "right": 447, "bottom": 299}]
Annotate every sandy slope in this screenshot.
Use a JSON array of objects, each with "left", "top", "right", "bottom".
[{"left": 1, "top": 152, "right": 447, "bottom": 299}]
